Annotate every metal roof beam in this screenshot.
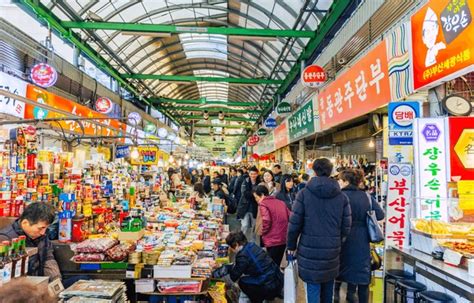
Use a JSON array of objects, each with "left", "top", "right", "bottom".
[
  {"left": 151, "top": 98, "right": 259, "bottom": 107},
  {"left": 163, "top": 107, "right": 258, "bottom": 114},
  {"left": 182, "top": 115, "right": 256, "bottom": 122},
  {"left": 194, "top": 124, "right": 253, "bottom": 129},
  {"left": 61, "top": 21, "right": 316, "bottom": 38},
  {"left": 123, "top": 74, "right": 282, "bottom": 85}
]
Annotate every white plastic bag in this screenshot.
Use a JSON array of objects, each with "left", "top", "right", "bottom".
[{"left": 284, "top": 258, "right": 298, "bottom": 303}]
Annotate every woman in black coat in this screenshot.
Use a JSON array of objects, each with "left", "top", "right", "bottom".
[
  {"left": 336, "top": 169, "right": 384, "bottom": 303},
  {"left": 275, "top": 174, "right": 296, "bottom": 210}
]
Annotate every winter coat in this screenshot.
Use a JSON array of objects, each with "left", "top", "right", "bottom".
[
  {"left": 274, "top": 172, "right": 283, "bottom": 184},
  {"left": 338, "top": 185, "right": 385, "bottom": 285},
  {"left": 237, "top": 177, "right": 260, "bottom": 219},
  {"left": 203, "top": 175, "right": 211, "bottom": 194},
  {"left": 287, "top": 176, "right": 352, "bottom": 284},
  {"left": 296, "top": 182, "right": 307, "bottom": 192},
  {"left": 221, "top": 174, "right": 229, "bottom": 185},
  {"left": 260, "top": 196, "right": 290, "bottom": 248},
  {"left": 229, "top": 175, "right": 238, "bottom": 194},
  {"left": 233, "top": 174, "right": 246, "bottom": 203},
  {"left": 0, "top": 220, "right": 61, "bottom": 281},
  {"left": 276, "top": 190, "right": 296, "bottom": 210},
  {"left": 230, "top": 242, "right": 283, "bottom": 290}
]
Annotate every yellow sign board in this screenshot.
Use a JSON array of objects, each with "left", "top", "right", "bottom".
[{"left": 131, "top": 146, "right": 159, "bottom": 165}]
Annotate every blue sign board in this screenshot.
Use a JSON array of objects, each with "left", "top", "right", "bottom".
[
  {"left": 116, "top": 145, "right": 130, "bottom": 158},
  {"left": 265, "top": 117, "right": 277, "bottom": 129},
  {"left": 388, "top": 101, "right": 420, "bottom": 145}
]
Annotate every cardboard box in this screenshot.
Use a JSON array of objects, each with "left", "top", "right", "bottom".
[
  {"left": 117, "top": 229, "right": 145, "bottom": 242},
  {"left": 153, "top": 264, "right": 192, "bottom": 278}
]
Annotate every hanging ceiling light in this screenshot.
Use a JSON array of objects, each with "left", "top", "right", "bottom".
[
  {"left": 130, "top": 147, "right": 140, "bottom": 160},
  {"left": 184, "top": 151, "right": 190, "bottom": 160},
  {"left": 369, "top": 139, "right": 375, "bottom": 148},
  {"left": 203, "top": 110, "right": 209, "bottom": 120},
  {"left": 168, "top": 152, "right": 174, "bottom": 163},
  {"left": 218, "top": 111, "right": 224, "bottom": 121}
]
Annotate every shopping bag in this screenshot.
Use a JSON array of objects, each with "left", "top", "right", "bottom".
[{"left": 284, "top": 256, "right": 298, "bottom": 303}]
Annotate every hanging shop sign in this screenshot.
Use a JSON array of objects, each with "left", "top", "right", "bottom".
[
  {"left": 318, "top": 42, "right": 391, "bottom": 130},
  {"left": 413, "top": 118, "right": 449, "bottom": 221},
  {"left": 0, "top": 72, "right": 27, "bottom": 118},
  {"left": 115, "top": 145, "right": 130, "bottom": 159},
  {"left": 276, "top": 101, "right": 292, "bottom": 115},
  {"left": 247, "top": 135, "right": 260, "bottom": 147},
  {"left": 388, "top": 101, "right": 421, "bottom": 145},
  {"left": 94, "top": 97, "right": 114, "bottom": 115},
  {"left": 157, "top": 127, "right": 168, "bottom": 138},
  {"left": 128, "top": 112, "right": 141, "bottom": 125},
  {"left": 30, "top": 63, "right": 58, "bottom": 88},
  {"left": 274, "top": 121, "right": 289, "bottom": 150},
  {"left": 385, "top": 163, "right": 413, "bottom": 249},
  {"left": 449, "top": 117, "right": 474, "bottom": 181},
  {"left": 410, "top": 0, "right": 474, "bottom": 90},
  {"left": 257, "top": 128, "right": 267, "bottom": 137},
  {"left": 288, "top": 100, "right": 315, "bottom": 142},
  {"left": 144, "top": 121, "right": 157, "bottom": 134},
  {"left": 301, "top": 64, "right": 327, "bottom": 88},
  {"left": 264, "top": 117, "right": 277, "bottom": 129},
  {"left": 131, "top": 146, "right": 159, "bottom": 165},
  {"left": 25, "top": 85, "right": 125, "bottom": 137}
]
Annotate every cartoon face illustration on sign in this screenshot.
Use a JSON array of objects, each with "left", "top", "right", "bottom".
[
  {"left": 422, "top": 7, "right": 446, "bottom": 67},
  {"left": 33, "top": 92, "right": 49, "bottom": 119}
]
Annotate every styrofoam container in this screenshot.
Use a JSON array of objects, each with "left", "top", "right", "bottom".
[
  {"left": 135, "top": 279, "right": 155, "bottom": 293},
  {"left": 153, "top": 264, "right": 192, "bottom": 278}
]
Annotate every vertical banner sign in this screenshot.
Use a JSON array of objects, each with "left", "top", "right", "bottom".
[
  {"left": 385, "top": 163, "right": 413, "bottom": 249},
  {"left": 318, "top": 42, "right": 391, "bottom": 130},
  {"left": 449, "top": 117, "right": 474, "bottom": 181},
  {"left": 274, "top": 121, "right": 289, "bottom": 150},
  {"left": 414, "top": 118, "right": 449, "bottom": 221},
  {"left": 288, "top": 101, "right": 315, "bottom": 142},
  {"left": 388, "top": 101, "right": 421, "bottom": 145},
  {"left": 0, "top": 72, "right": 27, "bottom": 118},
  {"left": 410, "top": 0, "right": 474, "bottom": 90}
]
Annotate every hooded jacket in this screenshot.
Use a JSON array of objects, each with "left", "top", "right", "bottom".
[
  {"left": 287, "top": 176, "right": 352, "bottom": 284},
  {"left": 0, "top": 220, "right": 61, "bottom": 281},
  {"left": 259, "top": 196, "right": 290, "bottom": 247}
]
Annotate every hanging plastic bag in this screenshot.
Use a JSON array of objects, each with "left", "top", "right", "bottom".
[{"left": 284, "top": 255, "right": 298, "bottom": 303}]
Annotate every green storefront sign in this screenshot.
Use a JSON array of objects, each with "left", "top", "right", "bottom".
[
  {"left": 257, "top": 128, "right": 267, "bottom": 136},
  {"left": 276, "top": 101, "right": 292, "bottom": 115},
  {"left": 288, "top": 101, "right": 314, "bottom": 142}
]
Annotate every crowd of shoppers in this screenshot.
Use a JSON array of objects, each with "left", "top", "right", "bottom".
[{"left": 171, "top": 160, "right": 384, "bottom": 303}]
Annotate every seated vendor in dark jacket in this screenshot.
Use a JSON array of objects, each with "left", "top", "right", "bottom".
[
  {"left": 226, "top": 231, "right": 283, "bottom": 303},
  {"left": 0, "top": 202, "right": 60, "bottom": 281}
]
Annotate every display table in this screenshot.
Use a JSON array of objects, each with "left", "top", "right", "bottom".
[{"left": 386, "top": 246, "right": 474, "bottom": 302}]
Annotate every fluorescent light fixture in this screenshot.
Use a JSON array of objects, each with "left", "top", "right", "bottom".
[
  {"left": 121, "top": 31, "right": 172, "bottom": 37},
  {"left": 231, "top": 35, "right": 277, "bottom": 41}
]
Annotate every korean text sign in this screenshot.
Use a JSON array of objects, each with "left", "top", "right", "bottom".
[
  {"left": 274, "top": 121, "right": 289, "bottom": 150},
  {"left": 385, "top": 163, "right": 413, "bottom": 249},
  {"left": 25, "top": 85, "right": 125, "bottom": 137},
  {"left": 288, "top": 100, "right": 315, "bottom": 142},
  {"left": 0, "top": 72, "right": 27, "bottom": 118},
  {"left": 413, "top": 118, "right": 449, "bottom": 221},
  {"left": 130, "top": 147, "right": 159, "bottom": 165},
  {"left": 318, "top": 42, "right": 391, "bottom": 130},
  {"left": 388, "top": 101, "right": 421, "bottom": 145},
  {"left": 449, "top": 117, "right": 474, "bottom": 181},
  {"left": 411, "top": 0, "right": 474, "bottom": 90}
]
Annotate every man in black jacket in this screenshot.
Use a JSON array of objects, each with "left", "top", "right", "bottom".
[
  {"left": 232, "top": 168, "right": 245, "bottom": 206},
  {"left": 272, "top": 164, "right": 283, "bottom": 184},
  {"left": 202, "top": 168, "right": 211, "bottom": 194},
  {"left": 287, "top": 158, "right": 352, "bottom": 303},
  {"left": 237, "top": 166, "right": 260, "bottom": 242},
  {"left": 0, "top": 203, "right": 60, "bottom": 281}
]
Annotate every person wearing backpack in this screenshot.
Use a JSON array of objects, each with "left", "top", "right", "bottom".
[{"left": 224, "top": 231, "right": 283, "bottom": 303}]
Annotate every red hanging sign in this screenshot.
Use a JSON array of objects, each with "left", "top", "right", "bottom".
[
  {"left": 301, "top": 65, "right": 327, "bottom": 88},
  {"left": 30, "top": 63, "right": 58, "bottom": 88},
  {"left": 247, "top": 135, "right": 260, "bottom": 146},
  {"left": 95, "top": 97, "right": 114, "bottom": 115}
]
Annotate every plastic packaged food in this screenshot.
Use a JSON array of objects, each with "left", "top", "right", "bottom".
[
  {"left": 75, "top": 238, "right": 118, "bottom": 253},
  {"left": 72, "top": 253, "right": 106, "bottom": 262},
  {"left": 105, "top": 244, "right": 129, "bottom": 262}
]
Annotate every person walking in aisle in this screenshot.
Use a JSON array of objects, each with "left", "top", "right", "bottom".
[
  {"left": 276, "top": 174, "right": 297, "bottom": 210},
  {"left": 253, "top": 185, "right": 290, "bottom": 266},
  {"left": 335, "top": 169, "right": 384, "bottom": 303},
  {"left": 287, "top": 158, "right": 352, "bottom": 303},
  {"left": 228, "top": 167, "right": 238, "bottom": 194},
  {"left": 202, "top": 168, "right": 211, "bottom": 194},
  {"left": 262, "top": 170, "right": 277, "bottom": 195},
  {"left": 233, "top": 168, "right": 245, "bottom": 206},
  {"left": 272, "top": 164, "right": 283, "bottom": 184},
  {"left": 297, "top": 173, "right": 310, "bottom": 192},
  {"left": 220, "top": 168, "right": 229, "bottom": 185},
  {"left": 237, "top": 166, "right": 260, "bottom": 242}
]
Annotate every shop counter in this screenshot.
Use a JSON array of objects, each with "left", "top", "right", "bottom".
[{"left": 386, "top": 246, "right": 474, "bottom": 302}]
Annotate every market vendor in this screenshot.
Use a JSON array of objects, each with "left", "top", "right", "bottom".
[
  {"left": 220, "top": 231, "right": 283, "bottom": 303},
  {"left": 0, "top": 202, "right": 61, "bottom": 281}
]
